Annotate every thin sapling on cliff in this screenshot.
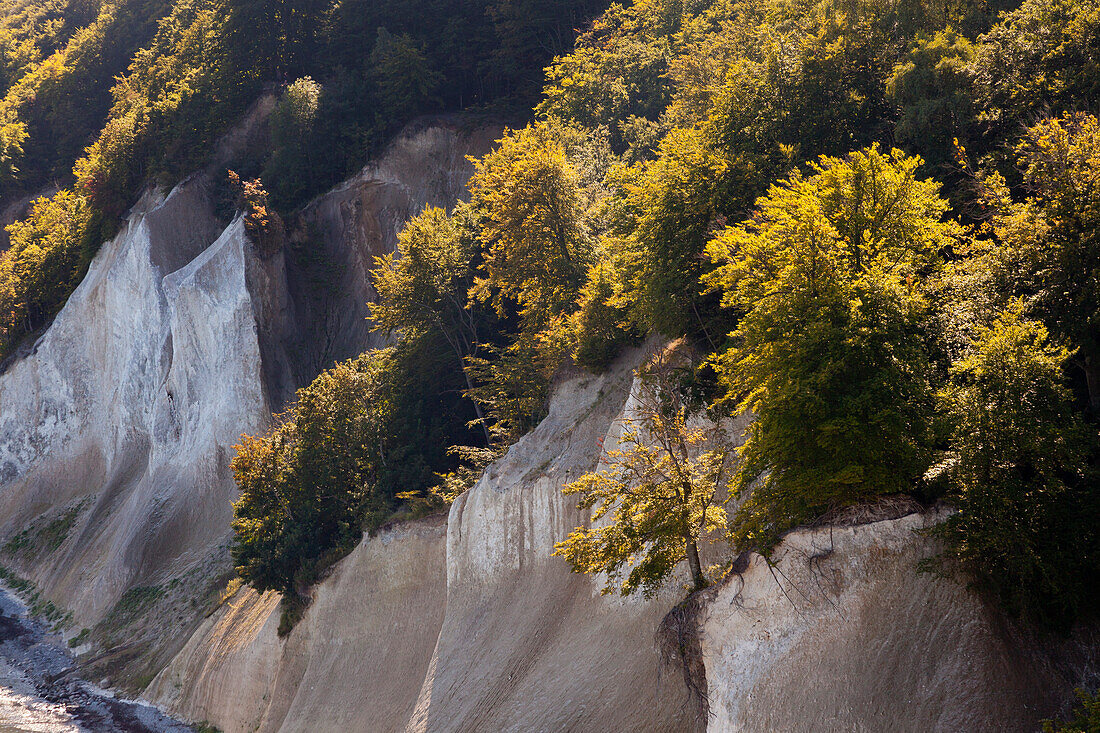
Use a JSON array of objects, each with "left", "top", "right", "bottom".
[{"left": 554, "top": 346, "right": 731, "bottom": 597}]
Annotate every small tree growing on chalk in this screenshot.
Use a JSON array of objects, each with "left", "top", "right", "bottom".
[{"left": 554, "top": 346, "right": 730, "bottom": 597}]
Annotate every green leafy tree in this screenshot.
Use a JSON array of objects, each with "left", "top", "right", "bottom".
[
  {"left": 484, "top": 0, "right": 604, "bottom": 99},
  {"left": 970, "top": 0, "right": 1100, "bottom": 143},
  {"left": 464, "top": 337, "right": 558, "bottom": 445},
  {"left": 555, "top": 347, "right": 730, "bottom": 597},
  {"left": 368, "top": 27, "right": 441, "bottom": 121},
  {"left": 0, "top": 0, "right": 169, "bottom": 189},
  {"left": 0, "top": 103, "right": 26, "bottom": 179},
  {"left": 0, "top": 189, "right": 91, "bottom": 349},
  {"left": 783, "top": 8, "right": 896, "bottom": 158},
  {"left": 106, "top": 0, "right": 243, "bottom": 183},
  {"left": 223, "top": 0, "right": 326, "bottom": 80},
  {"left": 613, "top": 127, "right": 735, "bottom": 343},
  {"left": 370, "top": 204, "right": 492, "bottom": 444},
  {"left": 232, "top": 333, "right": 479, "bottom": 615},
  {"left": 468, "top": 120, "right": 593, "bottom": 329},
  {"left": 1043, "top": 689, "right": 1100, "bottom": 733},
  {"left": 927, "top": 307, "right": 1100, "bottom": 628},
  {"left": 571, "top": 260, "right": 643, "bottom": 372},
  {"left": 704, "top": 0, "right": 898, "bottom": 176},
  {"left": 706, "top": 146, "right": 958, "bottom": 553},
  {"left": 232, "top": 351, "right": 396, "bottom": 599},
  {"left": 986, "top": 113, "right": 1100, "bottom": 409},
  {"left": 263, "top": 76, "right": 321, "bottom": 207},
  {"left": 536, "top": 0, "right": 682, "bottom": 148},
  {"left": 887, "top": 30, "right": 975, "bottom": 173},
  {"left": 463, "top": 121, "right": 596, "bottom": 440}
]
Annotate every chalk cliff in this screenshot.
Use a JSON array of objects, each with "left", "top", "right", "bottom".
[
  {"left": 0, "top": 118, "right": 499, "bottom": 686},
  {"left": 146, "top": 350, "right": 702, "bottom": 732},
  {"left": 146, "top": 349, "right": 1091, "bottom": 732},
  {"left": 700, "top": 511, "right": 1088, "bottom": 731}
]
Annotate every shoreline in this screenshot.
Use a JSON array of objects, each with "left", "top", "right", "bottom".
[{"left": 0, "top": 587, "right": 193, "bottom": 733}]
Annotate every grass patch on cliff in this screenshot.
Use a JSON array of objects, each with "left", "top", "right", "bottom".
[
  {"left": 2, "top": 498, "right": 90, "bottom": 560},
  {"left": 68, "top": 627, "right": 90, "bottom": 648},
  {"left": 277, "top": 596, "right": 307, "bottom": 637},
  {"left": 78, "top": 552, "right": 237, "bottom": 694},
  {"left": 102, "top": 585, "right": 164, "bottom": 629},
  {"left": 217, "top": 578, "right": 244, "bottom": 605},
  {"left": 0, "top": 564, "right": 73, "bottom": 630}
]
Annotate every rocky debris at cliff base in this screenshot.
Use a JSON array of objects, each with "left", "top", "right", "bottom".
[
  {"left": 0, "top": 656, "right": 77, "bottom": 733},
  {"left": 0, "top": 590, "right": 193, "bottom": 733}
]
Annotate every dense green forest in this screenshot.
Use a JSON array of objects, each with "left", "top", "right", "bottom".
[
  {"left": 3, "top": 0, "right": 1100, "bottom": 649},
  {"left": 0, "top": 0, "right": 606, "bottom": 350}
]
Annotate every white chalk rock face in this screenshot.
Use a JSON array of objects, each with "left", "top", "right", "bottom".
[
  {"left": 409, "top": 355, "right": 698, "bottom": 733},
  {"left": 0, "top": 178, "right": 266, "bottom": 620},
  {"left": 145, "top": 517, "right": 448, "bottom": 733},
  {"left": 700, "top": 512, "right": 1072, "bottom": 732}
]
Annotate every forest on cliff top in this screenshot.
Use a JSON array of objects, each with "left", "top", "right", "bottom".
[{"left": 2, "top": 0, "right": 1100, "bottom": 723}]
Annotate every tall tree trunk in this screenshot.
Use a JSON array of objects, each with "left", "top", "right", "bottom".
[
  {"left": 463, "top": 365, "right": 493, "bottom": 447},
  {"left": 1084, "top": 347, "right": 1100, "bottom": 412},
  {"left": 685, "top": 537, "right": 707, "bottom": 591},
  {"left": 443, "top": 324, "right": 493, "bottom": 448}
]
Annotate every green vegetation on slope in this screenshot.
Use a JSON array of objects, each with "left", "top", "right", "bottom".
[
  {"left": 0, "top": 0, "right": 610, "bottom": 355},
  {"left": 1044, "top": 690, "right": 1100, "bottom": 733},
  {"left": 706, "top": 146, "right": 955, "bottom": 554},
  {"left": 231, "top": 336, "right": 480, "bottom": 611},
  {"left": 325, "top": 0, "right": 1100, "bottom": 630}
]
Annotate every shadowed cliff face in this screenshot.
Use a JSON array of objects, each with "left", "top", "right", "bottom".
[
  {"left": 0, "top": 119, "right": 501, "bottom": 687},
  {"left": 273, "top": 120, "right": 506, "bottom": 403}
]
